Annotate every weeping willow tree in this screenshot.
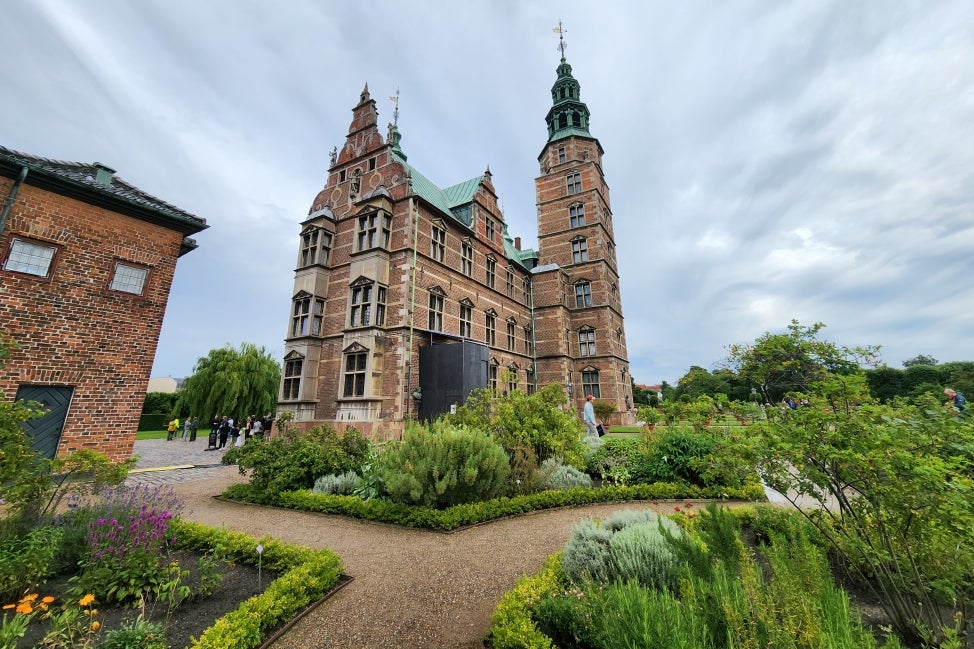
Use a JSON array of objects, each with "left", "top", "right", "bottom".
[{"left": 176, "top": 343, "right": 281, "bottom": 422}]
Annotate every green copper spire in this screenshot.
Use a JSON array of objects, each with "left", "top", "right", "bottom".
[{"left": 545, "top": 22, "right": 592, "bottom": 142}]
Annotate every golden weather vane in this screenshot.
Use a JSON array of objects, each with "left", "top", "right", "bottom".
[{"left": 552, "top": 20, "right": 567, "bottom": 59}]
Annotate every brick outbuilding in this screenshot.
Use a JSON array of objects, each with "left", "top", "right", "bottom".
[{"left": 0, "top": 146, "right": 207, "bottom": 462}]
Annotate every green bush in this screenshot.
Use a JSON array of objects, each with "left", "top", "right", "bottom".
[
  {"left": 540, "top": 458, "right": 593, "bottom": 490},
  {"left": 634, "top": 427, "right": 715, "bottom": 486},
  {"left": 446, "top": 383, "right": 586, "bottom": 468},
  {"left": 138, "top": 413, "right": 169, "bottom": 432},
  {"left": 222, "top": 424, "right": 368, "bottom": 497},
  {"left": 379, "top": 422, "right": 511, "bottom": 508},
  {"left": 0, "top": 525, "right": 62, "bottom": 600},
  {"left": 312, "top": 471, "right": 360, "bottom": 495},
  {"left": 561, "top": 509, "right": 682, "bottom": 589},
  {"left": 585, "top": 436, "right": 645, "bottom": 484},
  {"left": 99, "top": 616, "right": 167, "bottom": 649}
]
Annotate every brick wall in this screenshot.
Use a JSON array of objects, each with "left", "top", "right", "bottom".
[{"left": 0, "top": 179, "right": 184, "bottom": 462}]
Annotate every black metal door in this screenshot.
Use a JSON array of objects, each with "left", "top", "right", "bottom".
[{"left": 15, "top": 385, "right": 74, "bottom": 459}]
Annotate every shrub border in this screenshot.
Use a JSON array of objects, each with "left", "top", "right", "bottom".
[
  {"left": 168, "top": 519, "right": 344, "bottom": 649},
  {"left": 221, "top": 481, "right": 766, "bottom": 532}
]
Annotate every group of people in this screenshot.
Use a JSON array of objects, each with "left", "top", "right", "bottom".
[
  {"left": 166, "top": 417, "right": 199, "bottom": 441},
  {"left": 204, "top": 414, "right": 274, "bottom": 450}
]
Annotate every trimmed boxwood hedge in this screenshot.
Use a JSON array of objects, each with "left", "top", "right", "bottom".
[
  {"left": 168, "top": 519, "right": 344, "bottom": 649},
  {"left": 221, "top": 481, "right": 766, "bottom": 532}
]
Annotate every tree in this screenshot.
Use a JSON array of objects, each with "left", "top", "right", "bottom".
[
  {"left": 902, "top": 353, "right": 938, "bottom": 367},
  {"left": 630, "top": 378, "right": 651, "bottom": 406},
  {"left": 723, "top": 320, "right": 880, "bottom": 404},
  {"left": 176, "top": 343, "right": 281, "bottom": 422},
  {"left": 142, "top": 391, "right": 178, "bottom": 416}
]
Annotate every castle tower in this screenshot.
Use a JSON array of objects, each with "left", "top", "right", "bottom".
[{"left": 533, "top": 48, "right": 633, "bottom": 423}]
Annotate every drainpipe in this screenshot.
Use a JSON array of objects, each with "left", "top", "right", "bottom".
[
  {"left": 0, "top": 166, "right": 29, "bottom": 234},
  {"left": 405, "top": 198, "right": 419, "bottom": 421}
]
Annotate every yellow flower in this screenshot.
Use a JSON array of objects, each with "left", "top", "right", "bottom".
[
  {"left": 41, "top": 596, "right": 55, "bottom": 604},
  {"left": 90, "top": 621, "right": 101, "bottom": 632},
  {"left": 78, "top": 594, "right": 96, "bottom": 607}
]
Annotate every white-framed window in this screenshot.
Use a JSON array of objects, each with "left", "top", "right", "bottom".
[
  {"left": 282, "top": 357, "right": 302, "bottom": 400},
  {"left": 505, "top": 267, "right": 515, "bottom": 297},
  {"left": 485, "top": 311, "right": 496, "bottom": 346},
  {"left": 430, "top": 224, "right": 445, "bottom": 262},
  {"left": 524, "top": 326, "right": 533, "bottom": 356},
  {"left": 506, "top": 318, "right": 516, "bottom": 351},
  {"left": 582, "top": 369, "right": 600, "bottom": 398},
  {"left": 489, "top": 359, "right": 499, "bottom": 392},
  {"left": 3, "top": 237, "right": 57, "bottom": 277},
  {"left": 569, "top": 203, "right": 585, "bottom": 228},
  {"left": 574, "top": 281, "right": 592, "bottom": 308},
  {"left": 300, "top": 227, "right": 332, "bottom": 267},
  {"left": 461, "top": 240, "right": 473, "bottom": 276},
  {"left": 109, "top": 262, "right": 149, "bottom": 295},
  {"left": 459, "top": 300, "right": 473, "bottom": 337},
  {"left": 343, "top": 350, "right": 368, "bottom": 397},
  {"left": 571, "top": 238, "right": 588, "bottom": 263},
  {"left": 349, "top": 280, "right": 387, "bottom": 328},
  {"left": 428, "top": 290, "right": 444, "bottom": 331},
  {"left": 507, "top": 364, "right": 519, "bottom": 393},
  {"left": 485, "top": 256, "right": 496, "bottom": 289},
  {"left": 579, "top": 328, "right": 596, "bottom": 357},
  {"left": 357, "top": 212, "right": 391, "bottom": 251},
  {"left": 566, "top": 172, "right": 581, "bottom": 195},
  {"left": 292, "top": 295, "right": 325, "bottom": 337}
]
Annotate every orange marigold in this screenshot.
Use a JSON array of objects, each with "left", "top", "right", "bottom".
[
  {"left": 15, "top": 602, "right": 33, "bottom": 614},
  {"left": 78, "top": 593, "right": 96, "bottom": 607},
  {"left": 90, "top": 621, "right": 101, "bottom": 632}
]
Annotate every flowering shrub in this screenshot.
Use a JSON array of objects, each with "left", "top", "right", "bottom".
[{"left": 0, "top": 592, "right": 101, "bottom": 649}]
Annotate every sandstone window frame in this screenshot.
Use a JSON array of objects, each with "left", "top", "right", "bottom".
[
  {"left": 569, "top": 203, "right": 586, "bottom": 228},
  {"left": 571, "top": 237, "right": 588, "bottom": 263},
  {"left": 459, "top": 298, "right": 473, "bottom": 338},
  {"left": 282, "top": 354, "right": 303, "bottom": 400},
  {"left": 355, "top": 210, "right": 391, "bottom": 252},
  {"left": 430, "top": 221, "right": 446, "bottom": 263},
  {"left": 578, "top": 327, "right": 596, "bottom": 357},
  {"left": 300, "top": 226, "right": 333, "bottom": 267},
  {"left": 343, "top": 347, "right": 369, "bottom": 398},
  {"left": 566, "top": 172, "right": 582, "bottom": 195},
  {"left": 485, "top": 309, "right": 497, "bottom": 347},
  {"left": 291, "top": 292, "right": 325, "bottom": 337},
  {"left": 348, "top": 277, "right": 386, "bottom": 328},
  {"left": 581, "top": 368, "right": 601, "bottom": 399},
  {"left": 460, "top": 239, "right": 474, "bottom": 276},
  {"left": 574, "top": 281, "right": 592, "bottom": 308},
  {"left": 428, "top": 287, "right": 445, "bottom": 331},
  {"left": 485, "top": 255, "right": 496, "bottom": 290}
]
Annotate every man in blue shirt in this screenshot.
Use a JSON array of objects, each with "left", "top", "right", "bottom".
[{"left": 583, "top": 394, "right": 598, "bottom": 437}]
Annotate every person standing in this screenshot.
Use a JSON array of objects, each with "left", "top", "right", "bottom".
[
  {"left": 167, "top": 418, "right": 178, "bottom": 441},
  {"left": 189, "top": 417, "right": 199, "bottom": 442},
  {"left": 181, "top": 418, "right": 191, "bottom": 441},
  {"left": 582, "top": 394, "right": 598, "bottom": 438}
]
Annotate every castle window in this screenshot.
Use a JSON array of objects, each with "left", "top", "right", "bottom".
[
  {"left": 301, "top": 228, "right": 332, "bottom": 266},
  {"left": 506, "top": 318, "right": 516, "bottom": 351},
  {"left": 558, "top": 147, "right": 566, "bottom": 164},
  {"left": 579, "top": 328, "right": 596, "bottom": 357},
  {"left": 566, "top": 172, "right": 581, "bottom": 195},
  {"left": 522, "top": 277, "right": 530, "bottom": 303},
  {"left": 569, "top": 204, "right": 586, "bottom": 228},
  {"left": 349, "top": 280, "right": 386, "bottom": 328},
  {"left": 292, "top": 295, "right": 325, "bottom": 337},
  {"left": 485, "top": 217, "right": 496, "bottom": 243},
  {"left": 430, "top": 224, "right": 446, "bottom": 262},
  {"left": 524, "top": 326, "right": 533, "bottom": 356},
  {"left": 582, "top": 369, "right": 601, "bottom": 399},
  {"left": 339, "top": 170, "right": 347, "bottom": 182},
  {"left": 459, "top": 300, "right": 472, "bottom": 337},
  {"left": 357, "top": 212, "right": 391, "bottom": 251},
  {"left": 343, "top": 351, "right": 368, "bottom": 397},
  {"left": 282, "top": 358, "right": 302, "bottom": 400},
  {"left": 489, "top": 359, "right": 499, "bottom": 392},
  {"left": 571, "top": 238, "right": 588, "bottom": 263},
  {"left": 461, "top": 241, "right": 474, "bottom": 276},
  {"left": 428, "top": 291, "right": 444, "bottom": 331},
  {"left": 507, "top": 364, "right": 518, "bottom": 393},
  {"left": 575, "top": 281, "right": 592, "bottom": 308},
  {"left": 109, "top": 262, "right": 149, "bottom": 295},
  {"left": 506, "top": 267, "right": 515, "bottom": 297},
  {"left": 485, "top": 311, "right": 496, "bottom": 346},
  {"left": 368, "top": 157, "right": 377, "bottom": 171},
  {"left": 485, "top": 256, "right": 496, "bottom": 289},
  {"left": 3, "top": 237, "right": 57, "bottom": 278}
]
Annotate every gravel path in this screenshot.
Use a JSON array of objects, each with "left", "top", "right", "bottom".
[{"left": 131, "top": 440, "right": 691, "bottom": 648}]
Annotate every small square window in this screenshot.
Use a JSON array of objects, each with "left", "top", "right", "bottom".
[
  {"left": 109, "top": 263, "right": 149, "bottom": 295},
  {"left": 3, "top": 238, "right": 57, "bottom": 277}
]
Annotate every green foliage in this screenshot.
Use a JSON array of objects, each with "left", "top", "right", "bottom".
[
  {"left": 141, "top": 392, "right": 179, "bottom": 417},
  {"left": 99, "top": 616, "right": 167, "bottom": 649},
  {"left": 175, "top": 343, "right": 280, "bottom": 423},
  {"left": 636, "top": 427, "right": 715, "bottom": 486},
  {"left": 222, "top": 424, "right": 368, "bottom": 497},
  {"left": 312, "top": 471, "right": 360, "bottom": 495},
  {"left": 539, "top": 457, "right": 593, "bottom": 490},
  {"left": 379, "top": 422, "right": 511, "bottom": 508},
  {"left": 724, "top": 319, "right": 880, "bottom": 404},
  {"left": 592, "top": 399, "right": 615, "bottom": 422},
  {"left": 585, "top": 436, "right": 644, "bottom": 484},
  {"left": 753, "top": 373, "right": 974, "bottom": 646},
  {"left": 486, "top": 553, "right": 561, "bottom": 649},
  {"left": 0, "top": 363, "right": 50, "bottom": 529},
  {"left": 446, "top": 383, "right": 586, "bottom": 468},
  {"left": 637, "top": 406, "right": 663, "bottom": 425},
  {"left": 137, "top": 413, "right": 169, "bottom": 431},
  {"left": 561, "top": 509, "right": 682, "bottom": 589},
  {"left": 0, "top": 525, "right": 62, "bottom": 600}
]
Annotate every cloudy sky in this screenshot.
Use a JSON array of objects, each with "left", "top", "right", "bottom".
[{"left": 3, "top": 1, "right": 972, "bottom": 386}]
